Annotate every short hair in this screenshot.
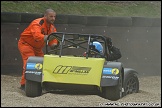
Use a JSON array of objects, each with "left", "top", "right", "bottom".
[{"left": 44, "top": 9, "right": 56, "bottom": 15}]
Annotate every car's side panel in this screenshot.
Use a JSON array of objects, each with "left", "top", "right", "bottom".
[
  {"left": 43, "top": 55, "right": 105, "bottom": 87},
  {"left": 25, "top": 56, "right": 43, "bottom": 82},
  {"left": 100, "top": 62, "right": 123, "bottom": 86}
]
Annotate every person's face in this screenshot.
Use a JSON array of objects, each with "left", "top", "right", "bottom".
[{"left": 45, "top": 12, "right": 56, "bottom": 24}]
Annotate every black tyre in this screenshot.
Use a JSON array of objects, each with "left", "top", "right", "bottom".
[
  {"left": 123, "top": 74, "right": 139, "bottom": 96},
  {"left": 25, "top": 80, "right": 42, "bottom": 97},
  {"left": 101, "top": 72, "right": 123, "bottom": 101}
]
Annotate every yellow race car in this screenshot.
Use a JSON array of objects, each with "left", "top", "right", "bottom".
[{"left": 25, "top": 32, "right": 139, "bottom": 101}]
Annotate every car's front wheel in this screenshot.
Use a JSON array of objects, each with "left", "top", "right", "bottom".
[
  {"left": 25, "top": 80, "right": 42, "bottom": 97},
  {"left": 123, "top": 74, "right": 139, "bottom": 96}
]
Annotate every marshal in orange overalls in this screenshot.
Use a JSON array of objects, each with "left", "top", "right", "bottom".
[{"left": 18, "top": 17, "right": 58, "bottom": 86}]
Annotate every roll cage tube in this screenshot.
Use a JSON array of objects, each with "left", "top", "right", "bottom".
[
  {"left": 59, "top": 33, "right": 65, "bottom": 57},
  {"left": 46, "top": 32, "right": 110, "bottom": 59},
  {"left": 46, "top": 32, "right": 65, "bottom": 55},
  {"left": 86, "top": 35, "right": 91, "bottom": 59}
]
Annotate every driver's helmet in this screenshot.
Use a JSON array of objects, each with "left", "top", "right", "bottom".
[{"left": 92, "top": 41, "right": 103, "bottom": 54}]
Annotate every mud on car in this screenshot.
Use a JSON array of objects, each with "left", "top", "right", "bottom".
[{"left": 24, "top": 32, "right": 139, "bottom": 101}]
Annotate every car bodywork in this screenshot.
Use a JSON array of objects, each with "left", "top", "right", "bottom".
[{"left": 25, "top": 32, "right": 139, "bottom": 100}]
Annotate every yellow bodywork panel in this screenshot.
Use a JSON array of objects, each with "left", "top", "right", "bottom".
[{"left": 43, "top": 55, "right": 105, "bottom": 86}]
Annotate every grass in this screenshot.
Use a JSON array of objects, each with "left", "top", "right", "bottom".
[{"left": 1, "top": 1, "right": 161, "bottom": 18}]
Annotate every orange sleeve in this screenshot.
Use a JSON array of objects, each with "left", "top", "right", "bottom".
[
  {"left": 30, "top": 24, "right": 44, "bottom": 41},
  {"left": 48, "top": 39, "right": 58, "bottom": 46},
  {"left": 48, "top": 25, "right": 58, "bottom": 46},
  {"left": 48, "top": 25, "right": 59, "bottom": 46}
]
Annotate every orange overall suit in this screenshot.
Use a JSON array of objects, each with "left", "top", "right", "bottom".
[{"left": 18, "top": 17, "right": 57, "bottom": 86}]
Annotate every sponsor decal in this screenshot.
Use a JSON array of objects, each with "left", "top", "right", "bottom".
[
  {"left": 35, "top": 63, "right": 43, "bottom": 70},
  {"left": 102, "top": 76, "right": 119, "bottom": 80},
  {"left": 112, "top": 68, "right": 119, "bottom": 75},
  {"left": 26, "top": 63, "right": 35, "bottom": 70},
  {"left": 25, "top": 71, "right": 42, "bottom": 75},
  {"left": 103, "top": 68, "right": 119, "bottom": 75},
  {"left": 53, "top": 65, "right": 72, "bottom": 74},
  {"left": 26, "top": 63, "right": 43, "bottom": 70},
  {"left": 103, "top": 68, "right": 112, "bottom": 74},
  {"left": 53, "top": 65, "right": 91, "bottom": 75}
]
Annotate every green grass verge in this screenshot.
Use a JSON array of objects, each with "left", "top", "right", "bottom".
[{"left": 1, "top": 1, "right": 161, "bottom": 18}]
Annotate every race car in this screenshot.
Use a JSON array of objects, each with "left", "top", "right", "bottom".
[{"left": 24, "top": 32, "right": 139, "bottom": 101}]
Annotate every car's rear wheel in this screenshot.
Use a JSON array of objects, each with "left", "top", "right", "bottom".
[
  {"left": 25, "top": 80, "right": 42, "bottom": 97},
  {"left": 123, "top": 74, "right": 139, "bottom": 96}
]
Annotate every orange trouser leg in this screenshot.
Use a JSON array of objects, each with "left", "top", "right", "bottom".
[{"left": 18, "top": 41, "right": 44, "bottom": 85}]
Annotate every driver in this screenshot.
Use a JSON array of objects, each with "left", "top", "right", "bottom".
[
  {"left": 90, "top": 41, "right": 104, "bottom": 57},
  {"left": 83, "top": 41, "right": 103, "bottom": 57},
  {"left": 18, "top": 9, "right": 59, "bottom": 90},
  {"left": 84, "top": 40, "right": 121, "bottom": 61}
]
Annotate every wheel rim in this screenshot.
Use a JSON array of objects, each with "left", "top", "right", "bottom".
[{"left": 125, "top": 77, "right": 138, "bottom": 94}]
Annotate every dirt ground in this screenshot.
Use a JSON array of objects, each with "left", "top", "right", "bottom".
[{"left": 1, "top": 75, "right": 161, "bottom": 107}]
